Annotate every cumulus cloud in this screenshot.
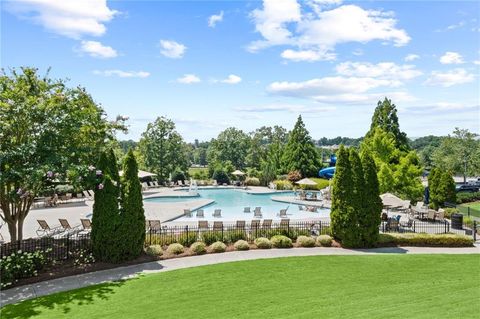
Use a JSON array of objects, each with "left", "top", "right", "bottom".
[
  {"left": 424, "top": 68, "right": 475, "bottom": 87},
  {"left": 79, "top": 40, "right": 117, "bottom": 58},
  {"left": 248, "top": 1, "right": 410, "bottom": 61},
  {"left": 335, "top": 62, "right": 423, "bottom": 81},
  {"left": 404, "top": 54, "right": 419, "bottom": 61},
  {"left": 93, "top": 70, "right": 150, "bottom": 78},
  {"left": 439, "top": 51, "right": 464, "bottom": 64},
  {"left": 159, "top": 40, "right": 186, "bottom": 59},
  {"left": 176, "top": 74, "right": 201, "bottom": 84},
  {"left": 6, "top": 0, "right": 118, "bottom": 39},
  {"left": 221, "top": 74, "right": 242, "bottom": 84},
  {"left": 208, "top": 11, "right": 224, "bottom": 27}
]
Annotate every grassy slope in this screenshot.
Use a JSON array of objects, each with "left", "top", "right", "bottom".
[
  {"left": 459, "top": 202, "right": 480, "bottom": 218},
  {"left": 2, "top": 255, "right": 479, "bottom": 319}
]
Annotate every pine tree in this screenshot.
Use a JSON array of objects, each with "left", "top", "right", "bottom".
[
  {"left": 91, "top": 150, "right": 121, "bottom": 262},
  {"left": 346, "top": 148, "right": 364, "bottom": 247},
  {"left": 282, "top": 116, "right": 321, "bottom": 177},
  {"left": 360, "top": 150, "right": 383, "bottom": 247},
  {"left": 428, "top": 168, "right": 440, "bottom": 209},
  {"left": 118, "top": 150, "right": 146, "bottom": 261},
  {"left": 330, "top": 145, "right": 355, "bottom": 244}
]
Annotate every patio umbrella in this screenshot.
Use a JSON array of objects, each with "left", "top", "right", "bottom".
[
  {"left": 295, "top": 178, "right": 317, "bottom": 186},
  {"left": 380, "top": 193, "right": 405, "bottom": 208},
  {"left": 231, "top": 170, "right": 245, "bottom": 176}
]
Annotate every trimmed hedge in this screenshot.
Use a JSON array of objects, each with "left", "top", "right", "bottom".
[
  {"left": 190, "top": 242, "right": 207, "bottom": 255},
  {"left": 245, "top": 177, "right": 260, "bottom": 186},
  {"left": 296, "top": 236, "right": 315, "bottom": 247},
  {"left": 377, "top": 233, "right": 474, "bottom": 247},
  {"left": 233, "top": 240, "right": 250, "bottom": 251},
  {"left": 456, "top": 192, "right": 480, "bottom": 204},
  {"left": 254, "top": 237, "right": 272, "bottom": 249},
  {"left": 145, "top": 245, "right": 163, "bottom": 256},
  {"left": 316, "top": 235, "right": 333, "bottom": 247},
  {"left": 166, "top": 243, "right": 184, "bottom": 255},
  {"left": 270, "top": 235, "right": 293, "bottom": 248},
  {"left": 210, "top": 241, "right": 227, "bottom": 253}
]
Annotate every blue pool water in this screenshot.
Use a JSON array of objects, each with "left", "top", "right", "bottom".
[{"left": 145, "top": 188, "right": 330, "bottom": 221}]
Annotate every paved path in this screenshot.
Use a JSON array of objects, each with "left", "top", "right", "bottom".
[{"left": 2, "top": 245, "right": 479, "bottom": 307}]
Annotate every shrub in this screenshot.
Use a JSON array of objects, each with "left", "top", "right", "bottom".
[
  {"left": 69, "top": 249, "right": 96, "bottom": 266},
  {"left": 443, "top": 208, "right": 458, "bottom": 219},
  {"left": 145, "top": 245, "right": 163, "bottom": 256},
  {"left": 456, "top": 192, "right": 480, "bottom": 204},
  {"left": 167, "top": 243, "right": 184, "bottom": 255},
  {"left": 296, "top": 236, "right": 315, "bottom": 247},
  {"left": 377, "top": 233, "right": 474, "bottom": 247},
  {"left": 224, "top": 230, "right": 247, "bottom": 244},
  {"left": 287, "top": 170, "right": 302, "bottom": 183},
  {"left": 190, "top": 242, "right": 207, "bottom": 255},
  {"left": 54, "top": 184, "right": 74, "bottom": 195},
  {"left": 212, "top": 170, "right": 230, "bottom": 185},
  {"left": 210, "top": 241, "right": 227, "bottom": 253},
  {"left": 270, "top": 235, "right": 293, "bottom": 248},
  {"left": 254, "top": 237, "right": 272, "bottom": 249},
  {"left": 316, "top": 235, "right": 333, "bottom": 247},
  {"left": 0, "top": 250, "right": 49, "bottom": 289},
  {"left": 245, "top": 177, "right": 260, "bottom": 186},
  {"left": 273, "top": 180, "right": 293, "bottom": 190},
  {"left": 171, "top": 170, "right": 186, "bottom": 183},
  {"left": 178, "top": 232, "right": 198, "bottom": 247},
  {"left": 202, "top": 231, "right": 224, "bottom": 245},
  {"left": 233, "top": 240, "right": 250, "bottom": 251}
]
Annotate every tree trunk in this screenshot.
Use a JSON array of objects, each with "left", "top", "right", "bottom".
[
  {"left": 17, "top": 218, "right": 24, "bottom": 241},
  {"left": 8, "top": 222, "right": 17, "bottom": 242}
]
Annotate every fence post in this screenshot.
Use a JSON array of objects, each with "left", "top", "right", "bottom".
[
  {"left": 474, "top": 221, "right": 477, "bottom": 241},
  {"left": 413, "top": 220, "right": 416, "bottom": 233},
  {"left": 221, "top": 224, "right": 224, "bottom": 242},
  {"left": 444, "top": 220, "right": 447, "bottom": 234},
  {"left": 186, "top": 225, "right": 189, "bottom": 244},
  {"left": 468, "top": 207, "right": 470, "bottom": 217}
]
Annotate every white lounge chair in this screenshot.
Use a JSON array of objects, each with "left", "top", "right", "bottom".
[
  {"left": 213, "top": 209, "right": 222, "bottom": 218},
  {"left": 184, "top": 209, "right": 192, "bottom": 217},
  {"left": 196, "top": 209, "right": 204, "bottom": 218},
  {"left": 244, "top": 207, "right": 251, "bottom": 213},
  {"left": 278, "top": 209, "right": 288, "bottom": 218},
  {"left": 254, "top": 209, "right": 262, "bottom": 218}
]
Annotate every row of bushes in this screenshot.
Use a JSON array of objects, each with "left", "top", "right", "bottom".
[
  {"left": 0, "top": 250, "right": 50, "bottom": 289},
  {"left": 456, "top": 192, "right": 480, "bottom": 204},
  {"left": 145, "top": 234, "right": 334, "bottom": 257},
  {"left": 377, "top": 233, "right": 474, "bottom": 247}
]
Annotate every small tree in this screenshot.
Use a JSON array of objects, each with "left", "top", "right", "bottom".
[
  {"left": 118, "top": 150, "right": 146, "bottom": 261},
  {"left": 91, "top": 150, "right": 121, "bottom": 262},
  {"left": 360, "top": 151, "right": 382, "bottom": 247},
  {"left": 430, "top": 168, "right": 456, "bottom": 209}
]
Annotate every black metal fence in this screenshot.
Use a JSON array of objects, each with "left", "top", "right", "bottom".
[{"left": 445, "top": 202, "right": 480, "bottom": 219}]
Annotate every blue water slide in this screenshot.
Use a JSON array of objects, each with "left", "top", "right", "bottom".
[{"left": 319, "top": 166, "right": 335, "bottom": 179}]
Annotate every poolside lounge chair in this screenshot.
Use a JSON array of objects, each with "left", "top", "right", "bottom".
[
  {"left": 385, "top": 218, "right": 399, "bottom": 232},
  {"left": 58, "top": 219, "right": 80, "bottom": 235},
  {"left": 213, "top": 209, "right": 222, "bottom": 218},
  {"left": 80, "top": 219, "right": 92, "bottom": 232},
  {"left": 400, "top": 218, "right": 414, "bottom": 231},
  {"left": 280, "top": 219, "right": 290, "bottom": 228},
  {"left": 36, "top": 220, "right": 62, "bottom": 237},
  {"left": 148, "top": 220, "right": 162, "bottom": 232},
  {"left": 196, "top": 209, "right": 205, "bottom": 218},
  {"left": 244, "top": 207, "right": 251, "bottom": 213},
  {"left": 277, "top": 209, "right": 288, "bottom": 218},
  {"left": 254, "top": 209, "right": 262, "bottom": 218},
  {"left": 198, "top": 220, "right": 209, "bottom": 229},
  {"left": 250, "top": 220, "right": 260, "bottom": 229},
  {"left": 262, "top": 219, "right": 272, "bottom": 229},
  {"left": 177, "top": 180, "right": 184, "bottom": 187},
  {"left": 184, "top": 209, "right": 192, "bottom": 217},
  {"left": 427, "top": 210, "right": 436, "bottom": 221},
  {"left": 212, "top": 180, "right": 218, "bottom": 186},
  {"left": 213, "top": 221, "right": 223, "bottom": 231},
  {"left": 436, "top": 209, "right": 445, "bottom": 222},
  {"left": 298, "top": 205, "right": 304, "bottom": 211},
  {"left": 236, "top": 220, "right": 246, "bottom": 229}
]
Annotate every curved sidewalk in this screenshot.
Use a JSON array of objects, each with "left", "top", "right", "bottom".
[{"left": 1, "top": 245, "right": 479, "bottom": 307}]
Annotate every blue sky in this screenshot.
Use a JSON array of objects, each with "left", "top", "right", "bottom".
[{"left": 2, "top": 0, "right": 479, "bottom": 142}]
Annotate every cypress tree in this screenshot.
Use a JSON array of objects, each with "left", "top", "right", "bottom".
[
  {"left": 360, "top": 151, "right": 383, "bottom": 247},
  {"left": 282, "top": 116, "right": 321, "bottom": 177},
  {"left": 346, "top": 148, "right": 364, "bottom": 247},
  {"left": 330, "top": 145, "right": 355, "bottom": 244},
  {"left": 91, "top": 150, "right": 121, "bottom": 262},
  {"left": 119, "top": 150, "right": 146, "bottom": 261},
  {"left": 437, "top": 171, "right": 456, "bottom": 207}
]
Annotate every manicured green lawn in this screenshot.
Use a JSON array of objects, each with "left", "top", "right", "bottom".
[
  {"left": 2, "top": 255, "right": 479, "bottom": 319},
  {"left": 459, "top": 202, "right": 480, "bottom": 218}
]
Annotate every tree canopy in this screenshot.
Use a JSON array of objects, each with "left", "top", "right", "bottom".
[{"left": 207, "top": 127, "right": 250, "bottom": 169}]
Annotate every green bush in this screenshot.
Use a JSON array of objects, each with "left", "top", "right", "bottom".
[
  {"left": 224, "top": 230, "right": 247, "bottom": 244},
  {"left": 287, "top": 170, "right": 302, "bottom": 183},
  {"left": 166, "top": 243, "right": 184, "bottom": 255},
  {"left": 443, "top": 208, "right": 458, "bottom": 219},
  {"left": 233, "top": 240, "right": 250, "bottom": 251},
  {"left": 171, "top": 170, "right": 186, "bottom": 183},
  {"left": 212, "top": 170, "right": 230, "bottom": 185},
  {"left": 147, "top": 234, "right": 176, "bottom": 246},
  {"left": 254, "top": 237, "right": 272, "bottom": 249},
  {"left": 301, "top": 178, "right": 330, "bottom": 191},
  {"left": 245, "top": 177, "right": 260, "bottom": 186},
  {"left": 145, "top": 245, "right": 163, "bottom": 256},
  {"left": 190, "top": 242, "right": 207, "bottom": 255},
  {"left": 0, "top": 250, "right": 50, "bottom": 289},
  {"left": 456, "top": 192, "right": 480, "bottom": 204},
  {"left": 296, "top": 236, "right": 315, "bottom": 247},
  {"left": 54, "top": 184, "right": 74, "bottom": 195},
  {"left": 69, "top": 249, "right": 96, "bottom": 267},
  {"left": 377, "top": 233, "right": 474, "bottom": 247},
  {"left": 210, "top": 241, "right": 227, "bottom": 253},
  {"left": 178, "top": 232, "right": 198, "bottom": 247},
  {"left": 316, "top": 235, "right": 333, "bottom": 247},
  {"left": 270, "top": 235, "right": 293, "bottom": 248},
  {"left": 273, "top": 180, "right": 293, "bottom": 190},
  {"left": 201, "top": 231, "right": 224, "bottom": 245}
]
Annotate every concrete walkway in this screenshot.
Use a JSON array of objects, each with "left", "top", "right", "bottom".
[{"left": 1, "top": 245, "right": 479, "bottom": 307}]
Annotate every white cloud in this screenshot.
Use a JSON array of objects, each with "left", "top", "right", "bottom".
[
  {"left": 249, "top": 1, "right": 410, "bottom": 61},
  {"left": 221, "top": 74, "right": 242, "bottom": 84},
  {"left": 440, "top": 51, "right": 464, "bottom": 64},
  {"left": 208, "top": 11, "right": 224, "bottom": 28},
  {"left": 159, "top": 40, "right": 186, "bottom": 59},
  {"left": 474, "top": 60, "right": 480, "bottom": 65},
  {"left": 93, "top": 70, "right": 150, "bottom": 78},
  {"left": 6, "top": 0, "right": 117, "bottom": 38},
  {"left": 424, "top": 68, "right": 475, "bottom": 87},
  {"left": 335, "top": 62, "right": 423, "bottom": 81},
  {"left": 404, "top": 54, "right": 419, "bottom": 61},
  {"left": 177, "top": 74, "right": 201, "bottom": 84},
  {"left": 234, "top": 104, "right": 336, "bottom": 113},
  {"left": 281, "top": 49, "right": 336, "bottom": 62},
  {"left": 79, "top": 40, "right": 117, "bottom": 58},
  {"left": 436, "top": 20, "right": 466, "bottom": 32}
]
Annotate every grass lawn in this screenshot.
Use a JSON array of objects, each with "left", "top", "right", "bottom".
[
  {"left": 2, "top": 255, "right": 479, "bottom": 319},
  {"left": 459, "top": 202, "right": 480, "bottom": 218}
]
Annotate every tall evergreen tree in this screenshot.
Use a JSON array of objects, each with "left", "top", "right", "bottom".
[
  {"left": 366, "top": 98, "right": 409, "bottom": 151},
  {"left": 429, "top": 168, "right": 456, "bottom": 209},
  {"left": 91, "top": 150, "right": 121, "bottom": 262},
  {"left": 428, "top": 168, "right": 440, "bottom": 208},
  {"left": 330, "top": 145, "right": 355, "bottom": 245},
  {"left": 360, "top": 151, "right": 382, "bottom": 247},
  {"left": 118, "top": 150, "right": 146, "bottom": 261},
  {"left": 282, "top": 116, "right": 321, "bottom": 177}
]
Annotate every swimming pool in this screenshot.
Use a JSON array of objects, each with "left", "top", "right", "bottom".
[{"left": 145, "top": 188, "right": 330, "bottom": 221}]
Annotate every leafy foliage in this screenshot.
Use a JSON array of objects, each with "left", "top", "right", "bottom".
[
  {"left": 0, "top": 250, "right": 49, "bottom": 289},
  {"left": 429, "top": 168, "right": 456, "bottom": 209},
  {"left": 270, "top": 235, "right": 293, "bottom": 248},
  {"left": 360, "top": 151, "right": 382, "bottom": 247},
  {"left": 210, "top": 241, "right": 227, "bottom": 253},
  {"left": 212, "top": 170, "right": 230, "bottom": 185},
  {"left": 207, "top": 127, "right": 250, "bottom": 169}
]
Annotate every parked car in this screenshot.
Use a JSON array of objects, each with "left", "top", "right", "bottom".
[{"left": 455, "top": 183, "right": 480, "bottom": 193}]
